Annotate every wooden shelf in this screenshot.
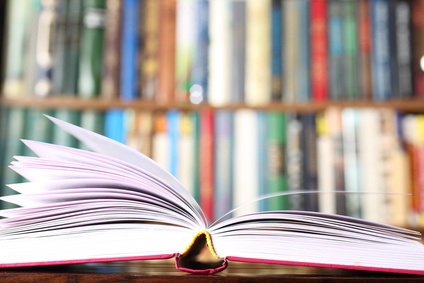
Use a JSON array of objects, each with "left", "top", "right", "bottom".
[{"left": 2, "top": 96, "right": 424, "bottom": 112}]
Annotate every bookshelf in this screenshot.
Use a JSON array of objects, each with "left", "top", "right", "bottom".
[{"left": 1, "top": 0, "right": 424, "bottom": 277}]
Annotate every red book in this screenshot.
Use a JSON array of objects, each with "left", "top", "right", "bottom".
[
  {"left": 199, "top": 110, "right": 215, "bottom": 222},
  {"left": 310, "top": 0, "right": 328, "bottom": 102},
  {"left": 357, "top": 0, "right": 372, "bottom": 100},
  {"left": 158, "top": 0, "right": 177, "bottom": 103}
]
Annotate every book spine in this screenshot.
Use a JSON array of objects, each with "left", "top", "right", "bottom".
[
  {"left": 358, "top": 109, "right": 385, "bottom": 223},
  {"left": 342, "top": 0, "right": 359, "bottom": 100},
  {"left": 52, "top": 0, "right": 68, "bottom": 95},
  {"left": 178, "top": 112, "right": 197, "bottom": 199},
  {"left": 78, "top": 0, "right": 106, "bottom": 98},
  {"left": 245, "top": 0, "right": 271, "bottom": 106},
  {"left": 357, "top": 0, "right": 372, "bottom": 100},
  {"left": 158, "top": 0, "right": 177, "bottom": 104},
  {"left": 120, "top": 0, "right": 139, "bottom": 101},
  {"left": 230, "top": 0, "right": 245, "bottom": 104},
  {"left": 2, "top": 0, "right": 32, "bottom": 97},
  {"left": 208, "top": 0, "right": 231, "bottom": 106},
  {"left": 174, "top": 0, "right": 195, "bottom": 103},
  {"left": 63, "top": 0, "right": 82, "bottom": 95},
  {"left": 233, "top": 110, "right": 259, "bottom": 216},
  {"left": 297, "top": 0, "right": 310, "bottom": 102},
  {"left": 139, "top": 0, "right": 160, "bottom": 101},
  {"left": 317, "top": 112, "right": 336, "bottom": 214},
  {"left": 190, "top": 0, "right": 209, "bottom": 104},
  {"left": 199, "top": 110, "right": 214, "bottom": 222},
  {"left": 411, "top": 0, "right": 424, "bottom": 98},
  {"left": 0, "top": 0, "right": 6, "bottom": 86},
  {"left": 283, "top": 0, "right": 299, "bottom": 103},
  {"left": 213, "top": 111, "right": 233, "bottom": 220},
  {"left": 32, "top": 0, "right": 58, "bottom": 97},
  {"left": 152, "top": 112, "right": 170, "bottom": 172},
  {"left": 101, "top": 0, "right": 121, "bottom": 99},
  {"left": 301, "top": 113, "right": 319, "bottom": 211},
  {"left": 370, "top": 0, "right": 392, "bottom": 100},
  {"left": 286, "top": 113, "right": 304, "bottom": 210},
  {"left": 341, "top": 108, "right": 361, "bottom": 218},
  {"left": 104, "top": 109, "right": 126, "bottom": 144},
  {"left": 395, "top": 0, "right": 413, "bottom": 99},
  {"left": 167, "top": 110, "right": 180, "bottom": 177},
  {"left": 271, "top": 0, "right": 283, "bottom": 101},
  {"left": 310, "top": 0, "right": 328, "bottom": 102},
  {"left": 265, "top": 112, "right": 288, "bottom": 210},
  {"left": 328, "top": 0, "right": 344, "bottom": 100}
]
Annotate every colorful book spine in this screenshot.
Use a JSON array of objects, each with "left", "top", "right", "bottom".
[
  {"left": 199, "top": 110, "right": 214, "bottom": 222},
  {"left": 233, "top": 110, "right": 259, "bottom": 216},
  {"left": 310, "top": 0, "right": 328, "bottom": 101},
  {"left": 342, "top": 0, "right": 359, "bottom": 100},
  {"left": 411, "top": 0, "right": 424, "bottom": 98},
  {"left": 230, "top": 0, "right": 245, "bottom": 104},
  {"left": 120, "top": 0, "right": 139, "bottom": 101},
  {"left": 158, "top": 0, "right": 177, "bottom": 103},
  {"left": 2, "top": 0, "right": 33, "bottom": 97},
  {"left": 395, "top": 0, "right": 413, "bottom": 99},
  {"left": 101, "top": 0, "right": 121, "bottom": 99},
  {"left": 190, "top": 0, "right": 209, "bottom": 104},
  {"left": 301, "top": 113, "right": 319, "bottom": 211},
  {"left": 357, "top": 0, "right": 372, "bottom": 100},
  {"left": 167, "top": 110, "right": 180, "bottom": 177},
  {"left": 341, "top": 108, "right": 361, "bottom": 218},
  {"left": 265, "top": 112, "right": 288, "bottom": 210},
  {"left": 271, "top": 0, "right": 283, "bottom": 101},
  {"left": 283, "top": 0, "right": 299, "bottom": 103},
  {"left": 175, "top": 0, "right": 195, "bottom": 103},
  {"left": 178, "top": 112, "right": 197, "bottom": 199},
  {"left": 370, "top": 0, "right": 393, "bottom": 100},
  {"left": 328, "top": 0, "right": 344, "bottom": 100},
  {"left": 297, "top": 0, "right": 310, "bottom": 102},
  {"left": 245, "top": 0, "right": 271, "bottom": 105},
  {"left": 214, "top": 111, "right": 233, "bottom": 220},
  {"left": 317, "top": 111, "right": 336, "bottom": 214},
  {"left": 208, "top": 0, "right": 231, "bottom": 106},
  {"left": 139, "top": 0, "right": 160, "bottom": 101},
  {"left": 286, "top": 113, "right": 304, "bottom": 210},
  {"left": 78, "top": 0, "right": 106, "bottom": 98}
]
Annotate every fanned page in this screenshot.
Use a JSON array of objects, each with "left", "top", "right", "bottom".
[
  {"left": 0, "top": 116, "right": 424, "bottom": 275},
  {"left": 208, "top": 211, "right": 424, "bottom": 275}
]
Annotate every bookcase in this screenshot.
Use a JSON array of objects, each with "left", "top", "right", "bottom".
[{"left": 2, "top": 0, "right": 424, "bottom": 276}]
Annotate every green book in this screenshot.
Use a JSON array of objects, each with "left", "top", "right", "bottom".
[
  {"left": 78, "top": 0, "right": 106, "bottom": 98},
  {"left": 265, "top": 112, "right": 288, "bottom": 210}
]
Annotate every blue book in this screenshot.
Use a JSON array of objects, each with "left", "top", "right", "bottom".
[
  {"left": 297, "top": 0, "right": 310, "bottom": 102},
  {"left": 120, "top": 0, "right": 140, "bottom": 101},
  {"left": 104, "top": 109, "right": 126, "bottom": 144},
  {"left": 271, "top": 0, "right": 282, "bottom": 101},
  {"left": 370, "top": 0, "right": 393, "bottom": 100},
  {"left": 167, "top": 110, "right": 180, "bottom": 177},
  {"left": 190, "top": 0, "right": 209, "bottom": 104}
]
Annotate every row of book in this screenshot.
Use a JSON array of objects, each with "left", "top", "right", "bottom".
[
  {"left": 2, "top": 0, "right": 424, "bottom": 103},
  {"left": 2, "top": 106, "right": 424, "bottom": 227}
]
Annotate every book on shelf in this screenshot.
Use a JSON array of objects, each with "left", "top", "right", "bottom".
[{"left": 1, "top": 115, "right": 424, "bottom": 275}]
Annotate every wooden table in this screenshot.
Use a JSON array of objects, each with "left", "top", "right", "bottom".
[{"left": 0, "top": 259, "right": 423, "bottom": 282}]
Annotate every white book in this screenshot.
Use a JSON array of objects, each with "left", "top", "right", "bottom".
[
  {"left": 357, "top": 109, "right": 385, "bottom": 223},
  {"left": 233, "top": 110, "right": 259, "bottom": 216}
]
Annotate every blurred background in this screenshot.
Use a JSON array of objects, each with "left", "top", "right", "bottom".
[{"left": 0, "top": 0, "right": 424, "bottom": 229}]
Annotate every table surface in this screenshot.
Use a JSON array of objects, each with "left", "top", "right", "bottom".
[{"left": 0, "top": 259, "right": 424, "bottom": 282}]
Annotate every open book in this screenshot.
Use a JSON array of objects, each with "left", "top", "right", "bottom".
[{"left": 0, "top": 115, "right": 424, "bottom": 275}]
